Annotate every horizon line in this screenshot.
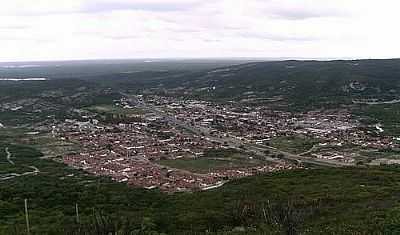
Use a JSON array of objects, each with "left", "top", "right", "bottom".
[{"left": 0, "top": 56, "right": 399, "bottom": 64}]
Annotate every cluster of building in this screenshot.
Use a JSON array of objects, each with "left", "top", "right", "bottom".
[
  {"left": 55, "top": 94, "right": 400, "bottom": 192},
  {"left": 139, "top": 95, "right": 400, "bottom": 164},
  {"left": 57, "top": 104, "right": 295, "bottom": 192}
]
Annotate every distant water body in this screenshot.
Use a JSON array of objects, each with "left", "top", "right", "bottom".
[
  {"left": 1, "top": 65, "right": 41, "bottom": 68},
  {"left": 0, "top": 78, "right": 48, "bottom": 81}
]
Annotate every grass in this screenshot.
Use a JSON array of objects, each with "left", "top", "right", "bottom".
[
  {"left": 0, "top": 143, "right": 43, "bottom": 175},
  {"left": 3, "top": 137, "right": 400, "bottom": 234},
  {"left": 359, "top": 148, "right": 400, "bottom": 159},
  {"left": 269, "top": 136, "right": 319, "bottom": 154},
  {"left": 0, "top": 128, "right": 79, "bottom": 159},
  {"left": 355, "top": 103, "right": 400, "bottom": 136},
  {"left": 156, "top": 149, "right": 258, "bottom": 173},
  {"left": 157, "top": 158, "right": 246, "bottom": 173},
  {"left": 85, "top": 104, "right": 145, "bottom": 116},
  {"left": 0, "top": 128, "right": 30, "bottom": 141},
  {"left": 2, "top": 141, "right": 400, "bottom": 234},
  {"left": 0, "top": 163, "right": 35, "bottom": 175},
  {"left": 24, "top": 134, "right": 80, "bottom": 159}
]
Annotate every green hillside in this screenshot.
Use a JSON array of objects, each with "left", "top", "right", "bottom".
[
  {"left": 139, "top": 59, "right": 400, "bottom": 110},
  {"left": 2, "top": 59, "right": 400, "bottom": 234},
  {"left": 2, "top": 141, "right": 400, "bottom": 234}
]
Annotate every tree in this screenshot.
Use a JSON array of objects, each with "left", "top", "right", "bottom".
[{"left": 106, "top": 143, "right": 112, "bottom": 152}]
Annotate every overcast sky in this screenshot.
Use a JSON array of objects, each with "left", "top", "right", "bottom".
[{"left": 0, "top": 0, "right": 399, "bottom": 62}]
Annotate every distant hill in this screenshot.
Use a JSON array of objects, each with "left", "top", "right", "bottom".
[
  {"left": 0, "top": 59, "right": 252, "bottom": 79},
  {"left": 2, "top": 59, "right": 400, "bottom": 124},
  {"left": 137, "top": 59, "right": 400, "bottom": 109}
]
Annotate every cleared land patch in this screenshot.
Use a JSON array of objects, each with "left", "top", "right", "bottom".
[{"left": 156, "top": 149, "right": 261, "bottom": 173}]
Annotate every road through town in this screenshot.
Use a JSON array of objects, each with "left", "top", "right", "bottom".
[{"left": 123, "top": 93, "right": 353, "bottom": 168}]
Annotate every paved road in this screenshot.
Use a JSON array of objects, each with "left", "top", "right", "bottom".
[
  {"left": 125, "top": 94, "right": 283, "bottom": 164},
  {"left": 249, "top": 144, "right": 352, "bottom": 168},
  {"left": 123, "top": 94, "right": 353, "bottom": 168}
]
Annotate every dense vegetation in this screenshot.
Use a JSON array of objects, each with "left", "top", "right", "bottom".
[
  {"left": 142, "top": 59, "right": 400, "bottom": 110},
  {"left": 2, "top": 59, "right": 400, "bottom": 125},
  {"left": 354, "top": 103, "right": 400, "bottom": 136},
  {"left": 2, "top": 59, "right": 400, "bottom": 234},
  {"left": 2, "top": 139, "right": 400, "bottom": 234}
]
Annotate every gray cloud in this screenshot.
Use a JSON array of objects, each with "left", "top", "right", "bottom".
[
  {"left": 270, "top": 8, "right": 346, "bottom": 20},
  {"left": 1, "top": 0, "right": 399, "bottom": 62},
  {"left": 169, "top": 28, "right": 203, "bottom": 33},
  {"left": 0, "top": 1, "right": 203, "bottom": 17},
  {"left": 81, "top": 1, "right": 203, "bottom": 13},
  {"left": 203, "top": 39, "right": 222, "bottom": 43},
  {"left": 236, "top": 32, "right": 319, "bottom": 42},
  {"left": 271, "top": 9, "right": 326, "bottom": 20},
  {"left": 254, "top": 0, "right": 349, "bottom": 21},
  {"left": 103, "top": 34, "right": 140, "bottom": 40}
]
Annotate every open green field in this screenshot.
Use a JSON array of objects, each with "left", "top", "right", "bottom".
[
  {"left": 0, "top": 128, "right": 30, "bottom": 141},
  {"left": 0, "top": 144, "right": 41, "bottom": 177},
  {"left": 24, "top": 134, "right": 80, "bottom": 159},
  {"left": 85, "top": 104, "right": 145, "bottom": 116},
  {"left": 359, "top": 148, "right": 400, "bottom": 159},
  {"left": 0, "top": 163, "right": 35, "bottom": 175},
  {"left": 0, "top": 128, "right": 78, "bottom": 159},
  {"left": 156, "top": 149, "right": 259, "bottom": 173},
  {"left": 269, "top": 136, "right": 319, "bottom": 154},
  {"left": 354, "top": 103, "right": 400, "bottom": 136},
  {"left": 157, "top": 157, "right": 251, "bottom": 173}
]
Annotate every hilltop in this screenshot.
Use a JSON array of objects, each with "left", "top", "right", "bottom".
[{"left": 135, "top": 59, "right": 400, "bottom": 109}]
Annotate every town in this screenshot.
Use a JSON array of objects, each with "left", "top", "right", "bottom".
[{"left": 43, "top": 93, "right": 400, "bottom": 192}]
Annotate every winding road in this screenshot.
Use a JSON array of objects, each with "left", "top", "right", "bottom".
[
  {"left": 5, "top": 147, "right": 15, "bottom": 165},
  {"left": 0, "top": 147, "right": 40, "bottom": 181}
]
